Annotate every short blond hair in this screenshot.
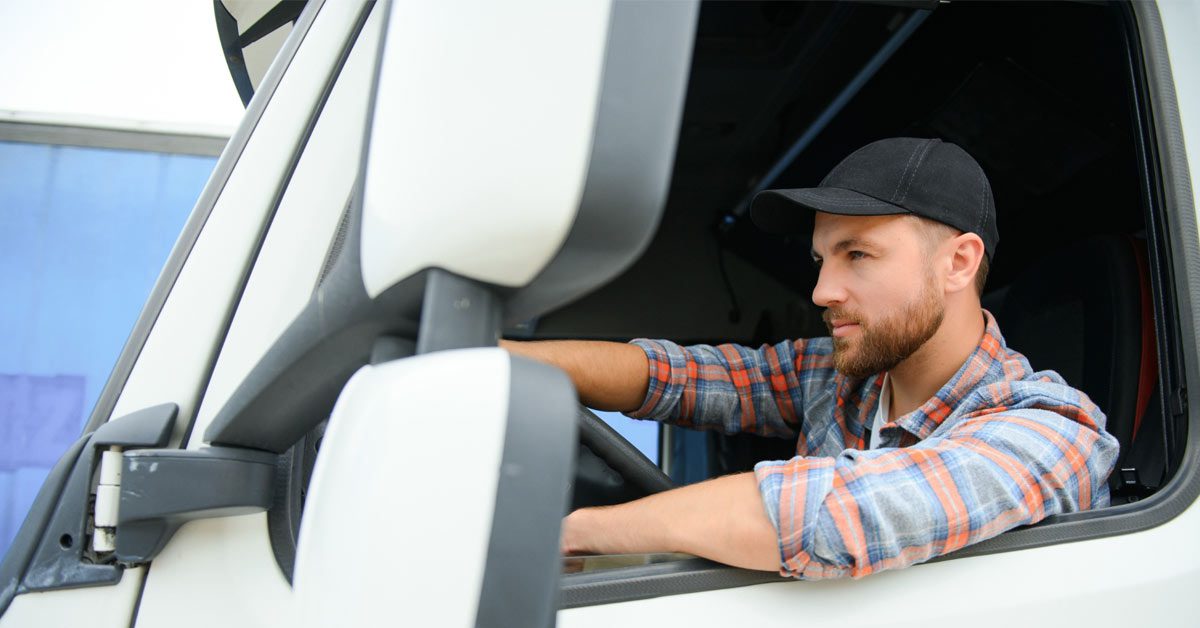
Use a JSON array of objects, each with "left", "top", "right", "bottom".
[{"left": 908, "top": 216, "right": 989, "bottom": 297}]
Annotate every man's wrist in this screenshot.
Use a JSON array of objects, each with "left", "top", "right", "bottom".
[{"left": 561, "top": 508, "right": 598, "bottom": 555}]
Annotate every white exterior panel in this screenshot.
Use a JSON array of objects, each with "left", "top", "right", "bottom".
[
  {"left": 0, "top": 567, "right": 145, "bottom": 628},
  {"left": 561, "top": 496, "right": 1200, "bottom": 626},
  {"left": 1158, "top": 0, "right": 1200, "bottom": 220}
]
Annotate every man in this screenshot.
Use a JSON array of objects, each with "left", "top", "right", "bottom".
[{"left": 502, "top": 137, "right": 1118, "bottom": 579}]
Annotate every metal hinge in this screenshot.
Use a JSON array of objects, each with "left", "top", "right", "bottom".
[
  {"left": 19, "top": 403, "right": 278, "bottom": 596},
  {"left": 92, "top": 446, "right": 123, "bottom": 553}
]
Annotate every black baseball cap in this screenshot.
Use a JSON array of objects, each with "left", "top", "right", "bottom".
[{"left": 750, "top": 137, "right": 998, "bottom": 260}]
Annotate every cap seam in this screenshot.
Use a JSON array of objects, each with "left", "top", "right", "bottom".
[
  {"left": 896, "top": 140, "right": 936, "bottom": 204},
  {"left": 889, "top": 141, "right": 925, "bottom": 202}
]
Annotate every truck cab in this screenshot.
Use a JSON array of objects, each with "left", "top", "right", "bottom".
[{"left": 2, "top": 1, "right": 1199, "bottom": 625}]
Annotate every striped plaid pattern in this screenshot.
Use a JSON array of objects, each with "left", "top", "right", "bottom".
[{"left": 627, "top": 310, "right": 1118, "bottom": 579}]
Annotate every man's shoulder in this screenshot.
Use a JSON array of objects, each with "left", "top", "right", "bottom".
[{"left": 958, "top": 360, "right": 1107, "bottom": 432}]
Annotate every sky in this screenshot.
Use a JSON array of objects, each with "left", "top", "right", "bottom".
[{"left": 0, "top": 0, "right": 247, "bottom": 135}]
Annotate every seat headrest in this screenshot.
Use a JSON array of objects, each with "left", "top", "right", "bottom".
[{"left": 996, "top": 235, "right": 1143, "bottom": 449}]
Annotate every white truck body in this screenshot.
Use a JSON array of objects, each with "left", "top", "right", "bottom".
[{"left": 1, "top": 0, "right": 1197, "bottom": 626}]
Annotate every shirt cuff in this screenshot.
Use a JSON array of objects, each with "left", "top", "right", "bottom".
[
  {"left": 626, "top": 338, "right": 677, "bottom": 419},
  {"left": 754, "top": 456, "right": 839, "bottom": 579}
]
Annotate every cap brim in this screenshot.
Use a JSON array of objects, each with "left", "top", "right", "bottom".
[{"left": 750, "top": 187, "right": 911, "bottom": 235}]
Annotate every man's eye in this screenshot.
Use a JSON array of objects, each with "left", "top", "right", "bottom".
[
  {"left": 812, "top": 257, "right": 823, "bottom": 268},
  {"left": 848, "top": 250, "right": 868, "bottom": 261}
]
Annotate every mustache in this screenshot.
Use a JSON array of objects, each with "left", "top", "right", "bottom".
[{"left": 822, "top": 308, "right": 864, "bottom": 331}]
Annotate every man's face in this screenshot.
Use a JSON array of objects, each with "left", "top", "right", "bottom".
[{"left": 810, "top": 213, "right": 945, "bottom": 378}]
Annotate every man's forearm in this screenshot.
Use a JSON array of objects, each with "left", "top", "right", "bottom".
[
  {"left": 560, "top": 472, "right": 780, "bottom": 572},
  {"left": 499, "top": 339, "right": 650, "bottom": 412}
]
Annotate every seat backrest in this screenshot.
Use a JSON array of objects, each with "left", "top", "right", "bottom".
[{"left": 996, "top": 235, "right": 1152, "bottom": 460}]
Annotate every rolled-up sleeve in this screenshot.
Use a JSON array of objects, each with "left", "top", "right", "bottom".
[
  {"left": 625, "top": 337, "right": 832, "bottom": 438},
  {"left": 753, "top": 407, "right": 1119, "bottom": 579}
]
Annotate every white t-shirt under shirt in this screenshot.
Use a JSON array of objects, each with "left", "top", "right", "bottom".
[{"left": 870, "top": 373, "right": 891, "bottom": 449}]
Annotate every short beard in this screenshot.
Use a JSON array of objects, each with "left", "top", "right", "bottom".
[{"left": 824, "top": 278, "right": 945, "bottom": 379}]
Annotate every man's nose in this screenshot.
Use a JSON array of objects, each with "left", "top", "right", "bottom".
[{"left": 811, "top": 266, "right": 847, "bottom": 308}]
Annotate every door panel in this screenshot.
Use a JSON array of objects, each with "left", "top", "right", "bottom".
[
  {"left": 558, "top": 498, "right": 1200, "bottom": 626},
  {"left": 0, "top": 568, "right": 145, "bottom": 628}
]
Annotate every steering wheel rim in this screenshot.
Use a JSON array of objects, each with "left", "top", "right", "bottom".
[{"left": 575, "top": 406, "right": 674, "bottom": 497}]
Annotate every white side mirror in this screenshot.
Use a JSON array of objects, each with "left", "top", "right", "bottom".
[
  {"left": 293, "top": 348, "right": 577, "bottom": 627},
  {"left": 359, "top": 1, "right": 613, "bottom": 298}
]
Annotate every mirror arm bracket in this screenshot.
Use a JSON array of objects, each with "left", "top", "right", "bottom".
[
  {"left": 415, "top": 268, "right": 502, "bottom": 355},
  {"left": 113, "top": 446, "right": 277, "bottom": 564}
]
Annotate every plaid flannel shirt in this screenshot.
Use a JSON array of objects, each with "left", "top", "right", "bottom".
[{"left": 627, "top": 310, "right": 1118, "bottom": 579}]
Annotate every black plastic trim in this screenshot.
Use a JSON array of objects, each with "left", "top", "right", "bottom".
[
  {"left": 415, "top": 270, "right": 502, "bottom": 354},
  {"left": 560, "top": 0, "right": 1200, "bottom": 607},
  {"left": 474, "top": 356, "right": 578, "bottom": 627},
  {"left": 202, "top": 261, "right": 423, "bottom": 452},
  {"left": 0, "top": 435, "right": 88, "bottom": 617},
  {"left": 115, "top": 447, "right": 277, "bottom": 563},
  {"left": 15, "top": 405, "right": 177, "bottom": 597},
  {"left": 81, "top": 0, "right": 327, "bottom": 437},
  {"left": 560, "top": 558, "right": 783, "bottom": 609}
]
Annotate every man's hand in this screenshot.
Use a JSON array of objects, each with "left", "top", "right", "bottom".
[
  {"left": 499, "top": 338, "right": 650, "bottom": 412},
  {"left": 559, "top": 472, "right": 781, "bottom": 572}
]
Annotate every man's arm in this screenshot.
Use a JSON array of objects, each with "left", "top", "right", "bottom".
[
  {"left": 560, "top": 472, "right": 780, "bottom": 571},
  {"left": 751, "top": 407, "right": 1119, "bottom": 579},
  {"left": 626, "top": 338, "right": 827, "bottom": 438},
  {"left": 563, "top": 406, "right": 1117, "bottom": 579},
  {"left": 509, "top": 335, "right": 829, "bottom": 437},
  {"left": 498, "top": 339, "right": 649, "bottom": 411}
]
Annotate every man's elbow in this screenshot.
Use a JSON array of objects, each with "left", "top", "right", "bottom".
[
  {"left": 734, "top": 534, "right": 782, "bottom": 572},
  {"left": 706, "top": 473, "right": 783, "bottom": 572}
]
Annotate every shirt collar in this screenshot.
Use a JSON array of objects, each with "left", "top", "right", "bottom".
[{"left": 892, "top": 309, "right": 1007, "bottom": 441}]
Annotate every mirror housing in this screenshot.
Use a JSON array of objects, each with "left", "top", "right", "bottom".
[
  {"left": 293, "top": 348, "right": 577, "bottom": 626},
  {"left": 359, "top": 1, "right": 612, "bottom": 299}
]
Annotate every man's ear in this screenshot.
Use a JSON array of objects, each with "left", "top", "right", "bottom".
[{"left": 944, "top": 233, "right": 985, "bottom": 295}]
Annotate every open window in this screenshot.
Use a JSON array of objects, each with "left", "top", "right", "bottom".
[{"left": 542, "top": 0, "right": 1195, "bottom": 606}]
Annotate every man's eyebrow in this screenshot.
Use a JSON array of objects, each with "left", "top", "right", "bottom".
[{"left": 811, "top": 237, "right": 880, "bottom": 258}]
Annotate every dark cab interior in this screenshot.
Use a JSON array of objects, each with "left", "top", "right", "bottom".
[{"left": 539, "top": 1, "right": 1182, "bottom": 519}]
